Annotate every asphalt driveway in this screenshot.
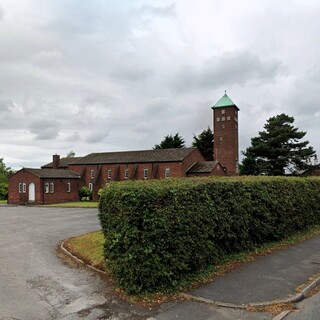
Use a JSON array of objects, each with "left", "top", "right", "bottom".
[
  {"left": 0, "top": 205, "right": 275, "bottom": 320},
  {"left": 0, "top": 205, "right": 107, "bottom": 319}
]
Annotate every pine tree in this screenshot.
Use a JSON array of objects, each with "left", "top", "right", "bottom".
[
  {"left": 154, "top": 133, "right": 185, "bottom": 149},
  {"left": 241, "top": 114, "right": 316, "bottom": 175},
  {"left": 192, "top": 127, "right": 213, "bottom": 161}
]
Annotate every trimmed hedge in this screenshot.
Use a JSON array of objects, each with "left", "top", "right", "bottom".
[{"left": 98, "top": 177, "right": 320, "bottom": 295}]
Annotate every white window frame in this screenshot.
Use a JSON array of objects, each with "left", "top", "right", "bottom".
[
  {"left": 124, "top": 168, "right": 129, "bottom": 179},
  {"left": 50, "top": 182, "right": 54, "bottom": 193},
  {"left": 107, "top": 169, "right": 112, "bottom": 179},
  {"left": 143, "top": 168, "right": 148, "bottom": 179},
  {"left": 44, "top": 183, "right": 49, "bottom": 194},
  {"left": 221, "top": 109, "right": 225, "bottom": 114},
  {"left": 23, "top": 183, "right": 26, "bottom": 193},
  {"left": 67, "top": 182, "right": 71, "bottom": 193},
  {"left": 89, "top": 182, "right": 93, "bottom": 191},
  {"left": 19, "top": 183, "right": 23, "bottom": 193},
  {"left": 216, "top": 117, "right": 220, "bottom": 122},
  {"left": 221, "top": 116, "right": 226, "bottom": 122},
  {"left": 227, "top": 116, "right": 231, "bottom": 121},
  {"left": 165, "top": 168, "right": 170, "bottom": 178},
  {"left": 90, "top": 169, "right": 94, "bottom": 179}
]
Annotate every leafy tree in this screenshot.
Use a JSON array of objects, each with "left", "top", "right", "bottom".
[
  {"left": 192, "top": 127, "right": 214, "bottom": 161},
  {"left": 241, "top": 114, "right": 316, "bottom": 175},
  {"left": 154, "top": 133, "right": 185, "bottom": 149},
  {"left": 0, "top": 159, "right": 13, "bottom": 200},
  {"left": 66, "top": 150, "right": 75, "bottom": 158},
  {"left": 0, "top": 158, "right": 13, "bottom": 183}
]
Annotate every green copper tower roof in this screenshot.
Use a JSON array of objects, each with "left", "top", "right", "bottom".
[{"left": 212, "top": 91, "right": 239, "bottom": 110}]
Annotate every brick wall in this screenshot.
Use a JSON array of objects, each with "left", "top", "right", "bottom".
[{"left": 42, "top": 179, "right": 80, "bottom": 204}]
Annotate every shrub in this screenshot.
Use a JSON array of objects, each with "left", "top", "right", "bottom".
[
  {"left": 79, "top": 186, "right": 92, "bottom": 201},
  {"left": 0, "top": 182, "right": 8, "bottom": 200},
  {"left": 98, "top": 177, "right": 320, "bottom": 295}
]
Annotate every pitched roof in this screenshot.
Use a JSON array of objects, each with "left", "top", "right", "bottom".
[
  {"left": 41, "top": 157, "right": 82, "bottom": 168},
  {"left": 24, "top": 168, "right": 80, "bottom": 179},
  {"left": 187, "top": 161, "right": 220, "bottom": 173},
  {"left": 72, "top": 148, "right": 198, "bottom": 165},
  {"left": 212, "top": 92, "right": 239, "bottom": 110}
]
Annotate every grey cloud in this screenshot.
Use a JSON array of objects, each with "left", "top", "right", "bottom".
[
  {"left": 0, "top": 6, "right": 4, "bottom": 21},
  {"left": 140, "top": 4, "right": 176, "bottom": 18},
  {"left": 173, "top": 51, "right": 288, "bottom": 92},
  {"left": 66, "top": 131, "right": 80, "bottom": 142},
  {"left": 84, "top": 130, "right": 109, "bottom": 144},
  {"left": 29, "top": 120, "right": 60, "bottom": 140},
  {"left": 110, "top": 58, "right": 153, "bottom": 82}
]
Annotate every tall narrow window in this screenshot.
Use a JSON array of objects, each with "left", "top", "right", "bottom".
[
  {"left": 107, "top": 169, "right": 112, "bottom": 179},
  {"left": 50, "top": 182, "right": 54, "bottom": 193},
  {"left": 89, "top": 183, "right": 93, "bottom": 191},
  {"left": 124, "top": 168, "right": 129, "bottom": 179},
  {"left": 67, "top": 182, "right": 71, "bottom": 193},
  {"left": 23, "top": 183, "right": 26, "bottom": 193},
  {"left": 165, "top": 168, "right": 170, "bottom": 178},
  {"left": 44, "top": 183, "right": 49, "bottom": 193},
  {"left": 143, "top": 168, "right": 148, "bottom": 179},
  {"left": 91, "top": 169, "right": 94, "bottom": 179},
  {"left": 19, "top": 183, "right": 23, "bottom": 193}
]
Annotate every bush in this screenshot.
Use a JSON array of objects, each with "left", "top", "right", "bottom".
[
  {"left": 0, "top": 182, "right": 8, "bottom": 200},
  {"left": 79, "top": 186, "right": 92, "bottom": 201},
  {"left": 98, "top": 177, "right": 320, "bottom": 295}
]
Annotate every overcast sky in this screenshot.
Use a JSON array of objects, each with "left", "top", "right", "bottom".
[{"left": 1, "top": 0, "right": 319, "bottom": 169}]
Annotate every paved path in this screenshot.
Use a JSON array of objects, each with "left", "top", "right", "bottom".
[{"left": 190, "top": 236, "right": 320, "bottom": 305}]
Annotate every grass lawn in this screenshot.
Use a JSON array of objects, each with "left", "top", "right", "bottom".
[
  {"left": 46, "top": 201, "right": 99, "bottom": 208},
  {"left": 0, "top": 200, "right": 7, "bottom": 203},
  {"left": 63, "top": 231, "right": 106, "bottom": 271}
]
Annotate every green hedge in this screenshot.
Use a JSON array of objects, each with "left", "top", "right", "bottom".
[{"left": 98, "top": 177, "right": 320, "bottom": 295}]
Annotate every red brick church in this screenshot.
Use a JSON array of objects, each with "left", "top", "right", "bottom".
[{"left": 8, "top": 92, "right": 239, "bottom": 204}]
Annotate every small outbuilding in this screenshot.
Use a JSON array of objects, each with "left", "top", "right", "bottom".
[{"left": 8, "top": 168, "right": 80, "bottom": 205}]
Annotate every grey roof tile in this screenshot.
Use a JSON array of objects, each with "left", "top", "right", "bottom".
[
  {"left": 72, "top": 148, "right": 198, "bottom": 165},
  {"left": 187, "top": 161, "right": 219, "bottom": 173},
  {"left": 25, "top": 168, "right": 80, "bottom": 179},
  {"left": 41, "top": 157, "right": 82, "bottom": 168}
]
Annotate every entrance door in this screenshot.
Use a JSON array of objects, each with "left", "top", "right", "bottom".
[{"left": 28, "top": 183, "right": 35, "bottom": 202}]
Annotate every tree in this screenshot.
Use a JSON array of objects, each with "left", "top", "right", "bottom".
[
  {"left": 66, "top": 150, "right": 75, "bottom": 158},
  {"left": 241, "top": 114, "right": 316, "bottom": 175},
  {"left": 0, "top": 158, "right": 13, "bottom": 200},
  {"left": 154, "top": 133, "right": 185, "bottom": 149},
  {"left": 192, "top": 127, "right": 214, "bottom": 161},
  {"left": 0, "top": 158, "right": 13, "bottom": 183}
]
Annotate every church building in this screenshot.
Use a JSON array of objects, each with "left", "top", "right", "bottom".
[{"left": 8, "top": 92, "right": 240, "bottom": 204}]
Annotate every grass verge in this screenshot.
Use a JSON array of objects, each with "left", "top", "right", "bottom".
[
  {"left": 62, "top": 224, "right": 320, "bottom": 304},
  {"left": 46, "top": 201, "right": 98, "bottom": 208},
  {"left": 63, "top": 231, "right": 107, "bottom": 271},
  {"left": 0, "top": 200, "right": 7, "bottom": 203}
]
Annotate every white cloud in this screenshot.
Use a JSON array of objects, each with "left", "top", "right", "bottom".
[{"left": 0, "top": 0, "right": 319, "bottom": 169}]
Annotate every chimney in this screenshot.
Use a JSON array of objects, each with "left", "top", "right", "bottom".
[{"left": 52, "top": 154, "right": 60, "bottom": 169}]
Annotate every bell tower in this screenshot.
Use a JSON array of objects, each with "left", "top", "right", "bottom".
[{"left": 212, "top": 91, "right": 239, "bottom": 175}]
